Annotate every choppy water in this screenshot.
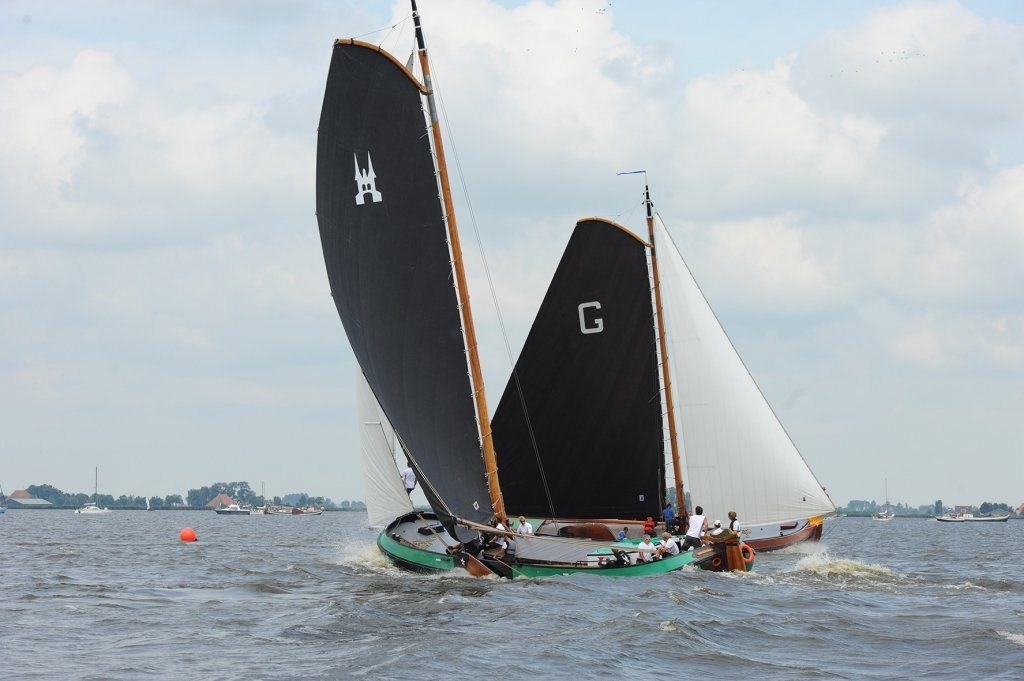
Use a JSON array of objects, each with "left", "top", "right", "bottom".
[{"left": 2, "top": 511, "right": 1022, "bottom": 679}]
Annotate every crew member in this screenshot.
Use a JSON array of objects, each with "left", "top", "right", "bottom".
[
  {"left": 400, "top": 463, "right": 417, "bottom": 496},
  {"left": 517, "top": 516, "right": 534, "bottom": 535},
  {"left": 662, "top": 503, "right": 675, "bottom": 532},
  {"left": 655, "top": 531, "right": 681, "bottom": 558},
  {"left": 681, "top": 505, "right": 708, "bottom": 551},
  {"left": 635, "top": 534, "right": 656, "bottom": 563},
  {"left": 483, "top": 515, "right": 508, "bottom": 559},
  {"left": 728, "top": 510, "right": 740, "bottom": 533}
]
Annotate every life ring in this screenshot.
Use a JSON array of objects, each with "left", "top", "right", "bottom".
[
  {"left": 740, "top": 543, "right": 755, "bottom": 565},
  {"left": 710, "top": 555, "right": 723, "bottom": 569}
]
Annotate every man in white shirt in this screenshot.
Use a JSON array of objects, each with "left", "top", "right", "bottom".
[
  {"left": 483, "top": 515, "right": 508, "bottom": 559},
  {"left": 655, "top": 532, "right": 681, "bottom": 558},
  {"left": 517, "top": 516, "right": 534, "bottom": 535},
  {"left": 682, "top": 505, "right": 708, "bottom": 551},
  {"left": 710, "top": 520, "right": 725, "bottom": 536},
  {"left": 400, "top": 464, "right": 416, "bottom": 495},
  {"left": 635, "top": 534, "right": 656, "bottom": 563}
]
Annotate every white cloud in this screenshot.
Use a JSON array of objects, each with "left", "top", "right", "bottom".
[
  {"left": 888, "top": 312, "right": 1024, "bottom": 370},
  {"left": 794, "top": 1, "right": 1024, "bottom": 126},
  {"left": 699, "top": 215, "right": 845, "bottom": 313},
  {"left": 891, "top": 326, "right": 946, "bottom": 367},
  {"left": 0, "top": 50, "right": 134, "bottom": 234},
  {"left": 672, "top": 60, "right": 888, "bottom": 216},
  {"left": 880, "top": 164, "right": 1024, "bottom": 304}
]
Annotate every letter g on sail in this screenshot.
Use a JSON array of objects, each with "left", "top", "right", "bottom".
[
  {"left": 578, "top": 301, "right": 603, "bottom": 334},
  {"left": 354, "top": 151, "right": 382, "bottom": 205}
]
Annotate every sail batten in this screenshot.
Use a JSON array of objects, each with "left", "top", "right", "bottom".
[
  {"left": 654, "top": 214, "right": 835, "bottom": 525},
  {"left": 316, "top": 41, "right": 492, "bottom": 533}
]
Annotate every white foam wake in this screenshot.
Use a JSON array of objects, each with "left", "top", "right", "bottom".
[
  {"left": 997, "top": 631, "right": 1024, "bottom": 647},
  {"left": 790, "top": 552, "right": 902, "bottom": 583}
]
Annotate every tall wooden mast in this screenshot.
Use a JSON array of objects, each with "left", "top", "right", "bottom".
[
  {"left": 411, "top": 1, "right": 506, "bottom": 520},
  {"left": 645, "top": 185, "right": 685, "bottom": 514}
]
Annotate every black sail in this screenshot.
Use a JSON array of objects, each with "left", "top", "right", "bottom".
[
  {"left": 492, "top": 219, "right": 665, "bottom": 520},
  {"left": 316, "top": 41, "right": 491, "bottom": 530}
]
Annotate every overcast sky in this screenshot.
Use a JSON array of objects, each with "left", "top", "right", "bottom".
[{"left": 2, "top": 0, "right": 1022, "bottom": 508}]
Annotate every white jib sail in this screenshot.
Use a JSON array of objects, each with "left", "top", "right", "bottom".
[
  {"left": 357, "top": 370, "right": 414, "bottom": 527},
  {"left": 654, "top": 214, "right": 835, "bottom": 525}
]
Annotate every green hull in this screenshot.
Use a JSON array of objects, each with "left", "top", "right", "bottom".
[
  {"left": 377, "top": 527, "right": 710, "bottom": 578},
  {"left": 377, "top": 529, "right": 455, "bottom": 572},
  {"left": 509, "top": 549, "right": 697, "bottom": 578}
]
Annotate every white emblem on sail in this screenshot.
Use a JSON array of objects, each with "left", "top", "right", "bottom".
[
  {"left": 354, "top": 151, "right": 382, "bottom": 205},
  {"left": 578, "top": 301, "right": 603, "bottom": 334}
]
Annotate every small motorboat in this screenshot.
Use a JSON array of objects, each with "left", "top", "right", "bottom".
[
  {"left": 935, "top": 512, "right": 1009, "bottom": 523},
  {"left": 75, "top": 502, "right": 111, "bottom": 515},
  {"left": 214, "top": 503, "right": 251, "bottom": 516},
  {"left": 267, "top": 505, "right": 323, "bottom": 516}
]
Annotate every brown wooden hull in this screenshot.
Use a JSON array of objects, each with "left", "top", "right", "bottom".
[{"left": 744, "top": 519, "right": 824, "bottom": 552}]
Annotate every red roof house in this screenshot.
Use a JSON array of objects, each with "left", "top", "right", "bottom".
[{"left": 206, "top": 493, "right": 236, "bottom": 509}]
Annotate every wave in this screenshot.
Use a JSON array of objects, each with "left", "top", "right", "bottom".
[
  {"left": 334, "top": 543, "right": 409, "bottom": 576},
  {"left": 943, "top": 581, "right": 986, "bottom": 591},
  {"left": 997, "top": 631, "right": 1024, "bottom": 647},
  {"left": 771, "top": 541, "right": 829, "bottom": 556},
  {"left": 778, "top": 552, "right": 907, "bottom": 589},
  {"left": 239, "top": 581, "right": 290, "bottom": 595}
]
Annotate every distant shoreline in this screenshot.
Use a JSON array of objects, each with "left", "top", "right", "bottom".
[
  {"left": 0, "top": 506, "right": 366, "bottom": 512},
  {"left": 841, "top": 512, "right": 1020, "bottom": 520}
]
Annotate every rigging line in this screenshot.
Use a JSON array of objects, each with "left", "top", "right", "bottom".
[
  {"left": 393, "top": 429, "right": 460, "bottom": 523},
  {"left": 612, "top": 195, "right": 644, "bottom": 225},
  {"left": 427, "top": 58, "right": 560, "bottom": 526},
  {"left": 379, "top": 13, "right": 412, "bottom": 53},
  {"left": 351, "top": 13, "right": 412, "bottom": 41}
]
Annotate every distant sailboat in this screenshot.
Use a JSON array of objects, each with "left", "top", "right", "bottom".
[
  {"left": 872, "top": 480, "right": 895, "bottom": 521},
  {"left": 75, "top": 467, "right": 112, "bottom": 515}
]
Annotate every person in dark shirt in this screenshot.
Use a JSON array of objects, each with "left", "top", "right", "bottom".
[{"left": 662, "top": 503, "right": 676, "bottom": 531}]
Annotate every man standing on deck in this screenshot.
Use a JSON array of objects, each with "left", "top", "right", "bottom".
[
  {"left": 517, "top": 516, "right": 534, "bottom": 535},
  {"left": 662, "top": 502, "right": 676, "bottom": 533},
  {"left": 400, "top": 463, "right": 416, "bottom": 496},
  {"left": 681, "top": 505, "right": 708, "bottom": 551}
]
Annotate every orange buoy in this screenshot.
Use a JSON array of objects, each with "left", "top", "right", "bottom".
[{"left": 180, "top": 527, "right": 197, "bottom": 542}]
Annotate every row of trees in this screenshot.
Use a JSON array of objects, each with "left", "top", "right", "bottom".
[
  {"left": 20, "top": 485, "right": 184, "bottom": 509},
  {"left": 3, "top": 482, "right": 361, "bottom": 510},
  {"left": 842, "top": 498, "right": 1014, "bottom": 516},
  {"left": 184, "top": 482, "right": 362, "bottom": 510}
]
